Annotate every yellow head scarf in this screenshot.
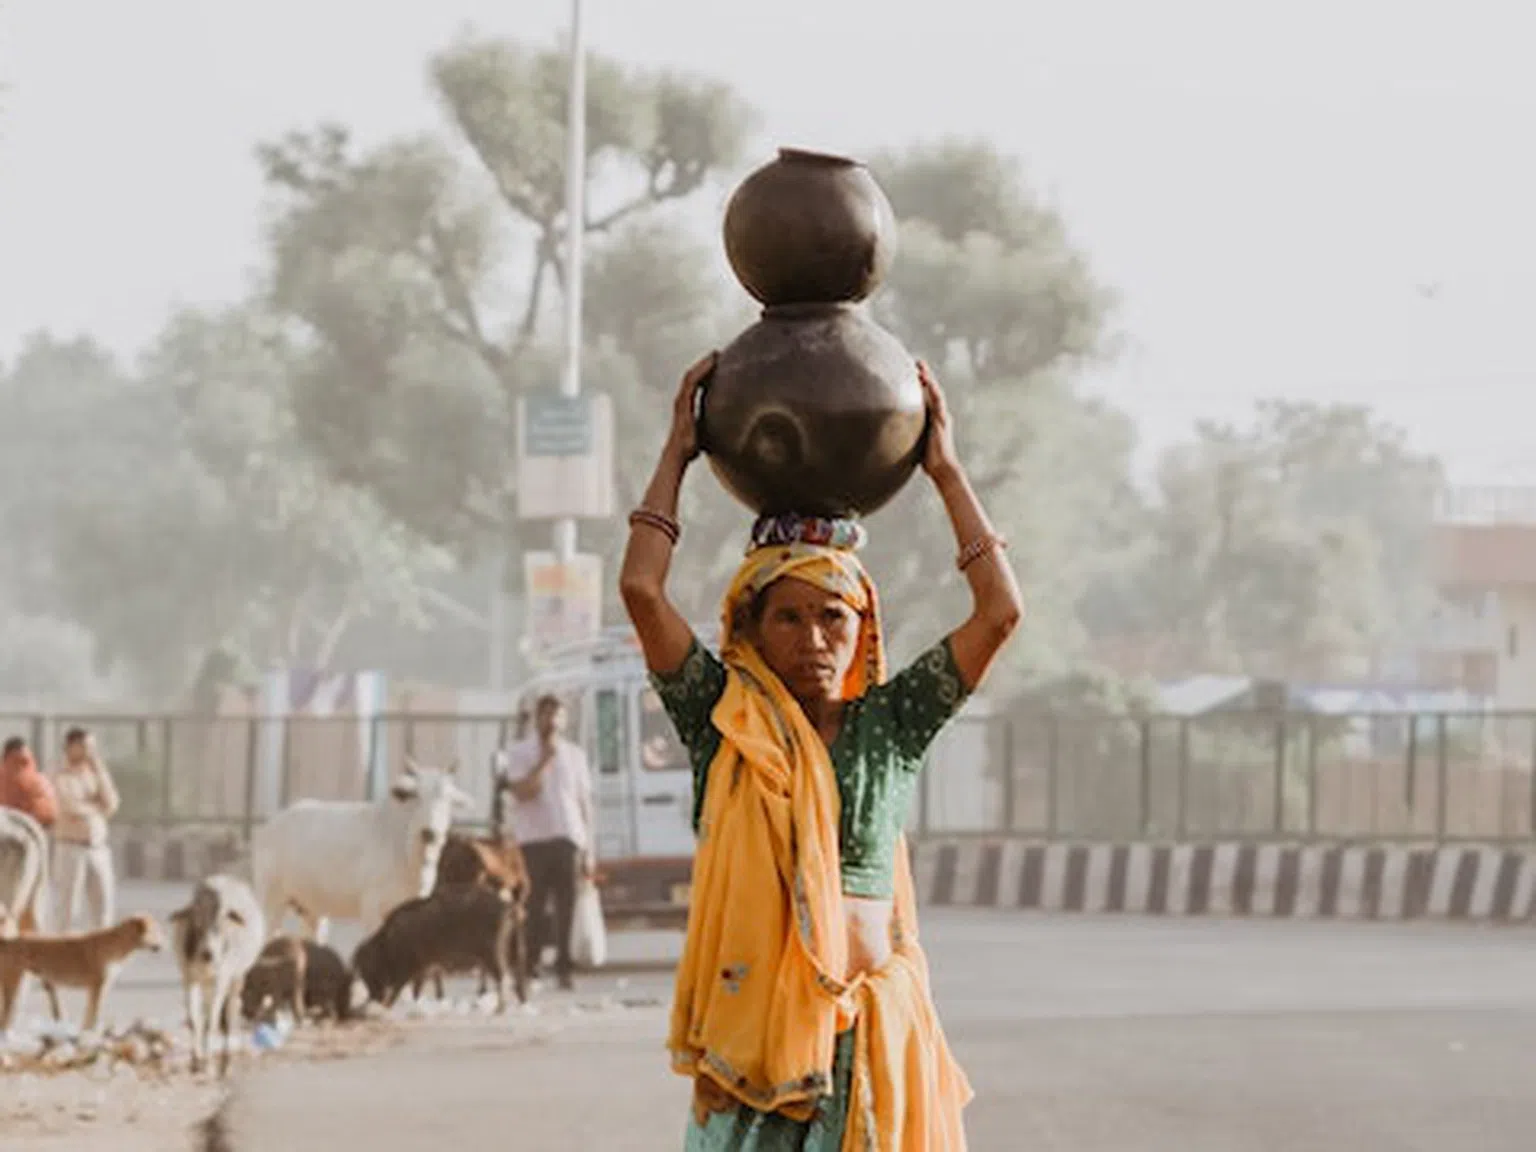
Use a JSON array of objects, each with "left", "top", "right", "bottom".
[
  {"left": 721, "top": 540, "right": 885, "bottom": 698},
  {"left": 668, "top": 532, "right": 971, "bottom": 1148}
]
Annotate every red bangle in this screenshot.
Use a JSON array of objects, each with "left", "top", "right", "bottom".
[
  {"left": 956, "top": 533, "right": 1006, "bottom": 571},
  {"left": 629, "top": 507, "right": 681, "bottom": 545}
]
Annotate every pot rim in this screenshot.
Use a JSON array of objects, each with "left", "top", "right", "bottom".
[{"left": 775, "top": 146, "right": 864, "bottom": 169}]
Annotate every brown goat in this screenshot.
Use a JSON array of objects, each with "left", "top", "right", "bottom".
[
  {"left": 352, "top": 883, "right": 522, "bottom": 1012},
  {"left": 427, "top": 834, "right": 529, "bottom": 1001},
  {"left": 434, "top": 834, "right": 529, "bottom": 900}
]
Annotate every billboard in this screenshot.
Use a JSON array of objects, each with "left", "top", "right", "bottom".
[
  {"left": 516, "top": 390, "right": 615, "bottom": 520},
  {"left": 522, "top": 551, "right": 603, "bottom": 660}
]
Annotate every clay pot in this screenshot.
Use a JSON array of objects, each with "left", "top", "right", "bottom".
[
  {"left": 702, "top": 146, "right": 924, "bottom": 519},
  {"left": 698, "top": 303, "right": 925, "bottom": 519},
  {"left": 722, "top": 148, "right": 898, "bottom": 306}
]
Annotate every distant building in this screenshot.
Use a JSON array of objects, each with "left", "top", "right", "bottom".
[{"left": 1420, "top": 485, "right": 1536, "bottom": 708}]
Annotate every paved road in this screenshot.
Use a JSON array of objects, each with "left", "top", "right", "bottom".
[
  {"left": 18, "top": 884, "right": 1536, "bottom": 1150},
  {"left": 214, "top": 906, "right": 1536, "bottom": 1151}
]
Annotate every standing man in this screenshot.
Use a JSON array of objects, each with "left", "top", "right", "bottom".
[
  {"left": 496, "top": 695, "right": 592, "bottom": 990},
  {"left": 50, "top": 726, "right": 121, "bottom": 931},
  {"left": 489, "top": 704, "right": 531, "bottom": 844},
  {"left": 0, "top": 736, "right": 57, "bottom": 830}
]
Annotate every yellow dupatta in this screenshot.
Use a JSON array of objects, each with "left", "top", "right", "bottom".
[{"left": 666, "top": 541, "right": 971, "bottom": 1149}]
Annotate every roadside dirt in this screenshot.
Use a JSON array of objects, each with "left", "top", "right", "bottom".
[{"left": 0, "top": 1017, "right": 404, "bottom": 1151}]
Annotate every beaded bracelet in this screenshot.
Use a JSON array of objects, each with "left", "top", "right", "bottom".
[
  {"left": 956, "top": 533, "right": 1007, "bottom": 572},
  {"left": 628, "top": 507, "right": 681, "bottom": 545}
]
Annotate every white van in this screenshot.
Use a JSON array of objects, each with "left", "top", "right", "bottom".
[{"left": 510, "top": 628, "right": 700, "bottom": 930}]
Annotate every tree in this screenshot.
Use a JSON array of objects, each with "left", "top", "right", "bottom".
[
  {"left": 0, "top": 333, "right": 144, "bottom": 583},
  {"left": 595, "top": 137, "right": 1131, "bottom": 659},
  {"left": 255, "top": 35, "right": 757, "bottom": 565},
  {"left": 141, "top": 304, "right": 454, "bottom": 669},
  {"left": 0, "top": 613, "right": 117, "bottom": 702},
  {"left": 256, "top": 128, "right": 512, "bottom": 548},
  {"left": 255, "top": 56, "right": 1126, "bottom": 685},
  {"left": 428, "top": 36, "right": 753, "bottom": 349},
  {"left": 861, "top": 140, "right": 1126, "bottom": 680},
  {"left": 0, "top": 312, "right": 451, "bottom": 699},
  {"left": 1111, "top": 401, "right": 1443, "bottom": 681},
  {"left": 0, "top": 332, "right": 175, "bottom": 686}
]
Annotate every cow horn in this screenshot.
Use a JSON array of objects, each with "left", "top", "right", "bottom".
[{"left": 403, "top": 757, "right": 421, "bottom": 775}]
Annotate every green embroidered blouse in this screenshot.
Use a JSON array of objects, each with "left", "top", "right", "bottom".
[{"left": 650, "top": 637, "right": 970, "bottom": 899}]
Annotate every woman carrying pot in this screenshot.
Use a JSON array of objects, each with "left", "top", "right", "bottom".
[{"left": 619, "top": 353, "right": 1023, "bottom": 1149}]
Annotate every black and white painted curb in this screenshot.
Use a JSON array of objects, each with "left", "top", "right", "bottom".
[
  {"left": 114, "top": 826, "right": 1536, "bottom": 923},
  {"left": 909, "top": 839, "right": 1536, "bottom": 921}
]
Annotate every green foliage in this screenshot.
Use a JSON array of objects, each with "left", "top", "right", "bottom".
[
  {"left": 0, "top": 613, "right": 115, "bottom": 701},
  {"left": 1096, "top": 402, "right": 1444, "bottom": 681},
  {"left": 257, "top": 129, "right": 513, "bottom": 547},
  {"left": 0, "top": 311, "right": 450, "bottom": 699},
  {"left": 858, "top": 140, "right": 1123, "bottom": 679},
  {"left": 138, "top": 304, "right": 454, "bottom": 665},
  {"left": 0, "top": 333, "right": 189, "bottom": 691},
  {"left": 254, "top": 36, "right": 757, "bottom": 567},
  {"left": 2, "top": 31, "right": 1448, "bottom": 710},
  {"left": 253, "top": 69, "right": 1130, "bottom": 685}
]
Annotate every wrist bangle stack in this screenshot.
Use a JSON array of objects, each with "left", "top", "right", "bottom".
[
  {"left": 629, "top": 507, "right": 681, "bottom": 545},
  {"left": 956, "top": 533, "right": 1007, "bottom": 572}
]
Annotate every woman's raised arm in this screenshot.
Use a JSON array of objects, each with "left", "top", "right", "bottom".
[
  {"left": 919, "top": 361, "right": 1025, "bottom": 691},
  {"left": 618, "top": 352, "right": 717, "bottom": 675}
]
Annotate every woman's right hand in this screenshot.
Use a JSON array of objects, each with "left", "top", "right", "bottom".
[{"left": 667, "top": 352, "right": 717, "bottom": 463}]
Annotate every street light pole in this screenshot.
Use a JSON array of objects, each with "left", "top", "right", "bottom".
[
  {"left": 554, "top": 0, "right": 586, "bottom": 565},
  {"left": 498, "top": 2, "right": 586, "bottom": 686}
]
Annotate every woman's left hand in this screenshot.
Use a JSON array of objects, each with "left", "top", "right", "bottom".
[{"left": 918, "top": 360, "right": 961, "bottom": 478}]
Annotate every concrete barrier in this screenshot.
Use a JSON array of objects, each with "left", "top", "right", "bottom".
[{"left": 909, "top": 839, "right": 1536, "bottom": 922}]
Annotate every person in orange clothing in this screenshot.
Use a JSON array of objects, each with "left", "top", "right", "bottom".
[{"left": 1, "top": 736, "right": 58, "bottom": 830}]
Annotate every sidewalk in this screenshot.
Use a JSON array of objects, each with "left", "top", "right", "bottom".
[{"left": 212, "top": 997, "right": 689, "bottom": 1151}]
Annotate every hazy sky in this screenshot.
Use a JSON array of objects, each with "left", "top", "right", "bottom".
[{"left": 2, "top": 0, "right": 1533, "bottom": 481}]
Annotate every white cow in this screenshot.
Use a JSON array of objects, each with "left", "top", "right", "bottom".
[
  {"left": 250, "top": 759, "right": 473, "bottom": 942},
  {"left": 0, "top": 808, "right": 50, "bottom": 935},
  {"left": 170, "top": 873, "right": 266, "bottom": 1076}
]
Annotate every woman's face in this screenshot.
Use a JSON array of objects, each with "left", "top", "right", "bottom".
[{"left": 752, "top": 577, "right": 860, "bottom": 703}]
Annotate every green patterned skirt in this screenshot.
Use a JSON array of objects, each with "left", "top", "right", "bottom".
[{"left": 683, "top": 1031, "right": 854, "bottom": 1151}]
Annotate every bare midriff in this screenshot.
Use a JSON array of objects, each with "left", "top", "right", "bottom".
[{"left": 844, "top": 894, "right": 894, "bottom": 979}]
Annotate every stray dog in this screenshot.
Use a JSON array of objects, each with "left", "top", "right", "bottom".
[
  {"left": 241, "top": 936, "right": 352, "bottom": 1025},
  {"left": 0, "top": 913, "right": 164, "bottom": 1032}
]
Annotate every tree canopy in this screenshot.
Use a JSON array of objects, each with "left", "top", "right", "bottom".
[
  {"left": 0, "top": 32, "right": 1447, "bottom": 703},
  {"left": 1090, "top": 401, "right": 1443, "bottom": 682}
]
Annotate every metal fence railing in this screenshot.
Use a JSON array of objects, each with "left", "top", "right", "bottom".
[
  {"left": 4, "top": 708, "right": 1534, "bottom": 845},
  {"left": 0, "top": 712, "right": 520, "bottom": 840},
  {"left": 919, "top": 709, "right": 1536, "bottom": 842}
]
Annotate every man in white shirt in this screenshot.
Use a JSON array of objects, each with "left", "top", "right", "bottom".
[{"left": 493, "top": 694, "right": 593, "bottom": 990}]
